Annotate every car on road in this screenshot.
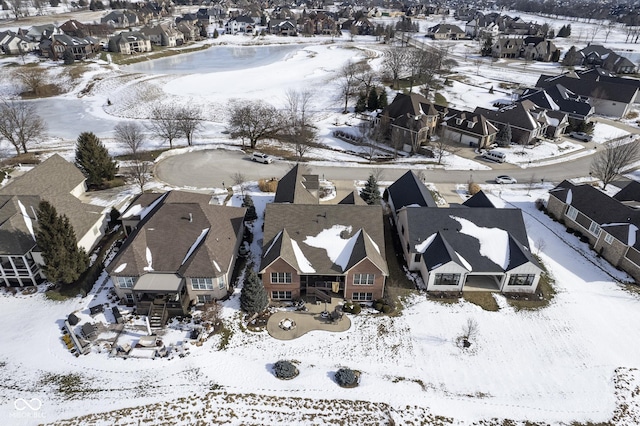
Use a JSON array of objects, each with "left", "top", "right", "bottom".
[
  {"left": 568, "top": 131, "right": 593, "bottom": 142},
  {"left": 495, "top": 175, "right": 517, "bottom": 184},
  {"left": 251, "top": 152, "right": 273, "bottom": 164}
]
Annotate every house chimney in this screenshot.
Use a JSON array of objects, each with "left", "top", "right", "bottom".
[{"left": 189, "top": 213, "right": 193, "bottom": 222}]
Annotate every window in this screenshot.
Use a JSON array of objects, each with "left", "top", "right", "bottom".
[
  {"left": 270, "top": 272, "right": 292, "bottom": 284},
  {"left": 191, "top": 277, "right": 213, "bottom": 290},
  {"left": 588, "top": 222, "right": 601, "bottom": 236},
  {"left": 433, "top": 273, "right": 460, "bottom": 286},
  {"left": 508, "top": 274, "right": 536, "bottom": 286},
  {"left": 352, "top": 292, "right": 373, "bottom": 301},
  {"left": 353, "top": 274, "right": 374, "bottom": 285},
  {"left": 566, "top": 206, "right": 578, "bottom": 220},
  {"left": 217, "top": 276, "right": 226, "bottom": 290},
  {"left": 197, "top": 294, "right": 213, "bottom": 304},
  {"left": 125, "top": 293, "right": 134, "bottom": 304},
  {"left": 604, "top": 233, "right": 614, "bottom": 244},
  {"left": 116, "top": 276, "right": 134, "bottom": 289},
  {"left": 271, "top": 291, "right": 292, "bottom": 300},
  {"left": 414, "top": 253, "right": 422, "bottom": 263}
]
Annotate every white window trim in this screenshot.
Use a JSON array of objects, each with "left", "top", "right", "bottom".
[
  {"left": 270, "top": 272, "right": 292, "bottom": 284},
  {"left": 604, "top": 233, "right": 614, "bottom": 244},
  {"left": 566, "top": 205, "right": 578, "bottom": 220},
  {"left": 353, "top": 273, "right": 375, "bottom": 285},
  {"left": 588, "top": 221, "right": 601, "bottom": 237},
  {"left": 191, "top": 277, "right": 214, "bottom": 290}
]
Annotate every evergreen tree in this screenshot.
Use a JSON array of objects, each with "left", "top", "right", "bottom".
[
  {"left": 355, "top": 92, "right": 367, "bottom": 113},
  {"left": 360, "top": 173, "right": 381, "bottom": 205},
  {"left": 367, "top": 87, "right": 379, "bottom": 111},
  {"left": 481, "top": 34, "right": 493, "bottom": 56},
  {"left": 558, "top": 24, "right": 572, "bottom": 38},
  {"left": 242, "top": 194, "right": 258, "bottom": 222},
  {"left": 62, "top": 49, "right": 75, "bottom": 65},
  {"left": 35, "top": 201, "right": 89, "bottom": 285},
  {"left": 240, "top": 269, "right": 268, "bottom": 315},
  {"left": 377, "top": 90, "right": 388, "bottom": 109},
  {"left": 496, "top": 124, "right": 512, "bottom": 147},
  {"left": 75, "top": 132, "right": 118, "bottom": 187},
  {"left": 562, "top": 46, "right": 581, "bottom": 67},
  {"left": 213, "top": 29, "right": 219, "bottom": 39}
]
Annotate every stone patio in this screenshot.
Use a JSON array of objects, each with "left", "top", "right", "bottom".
[{"left": 266, "top": 298, "right": 351, "bottom": 340}]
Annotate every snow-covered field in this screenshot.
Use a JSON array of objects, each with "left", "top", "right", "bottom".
[
  {"left": 1, "top": 187, "right": 640, "bottom": 426},
  {"left": 2, "top": 7, "right": 640, "bottom": 425}
]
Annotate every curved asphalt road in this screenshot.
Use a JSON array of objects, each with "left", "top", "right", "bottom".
[{"left": 155, "top": 146, "right": 599, "bottom": 189}]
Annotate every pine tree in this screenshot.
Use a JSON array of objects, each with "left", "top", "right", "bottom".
[
  {"left": 355, "top": 92, "right": 367, "bottom": 113},
  {"left": 213, "top": 29, "right": 219, "bottom": 39},
  {"left": 367, "top": 87, "right": 379, "bottom": 111},
  {"left": 377, "top": 90, "right": 388, "bottom": 109},
  {"left": 360, "top": 174, "right": 382, "bottom": 205},
  {"left": 242, "top": 194, "right": 258, "bottom": 222},
  {"left": 562, "top": 46, "right": 580, "bottom": 67},
  {"left": 62, "top": 49, "right": 75, "bottom": 65},
  {"left": 75, "top": 132, "right": 118, "bottom": 188},
  {"left": 496, "top": 124, "right": 512, "bottom": 147},
  {"left": 35, "top": 201, "right": 89, "bottom": 285},
  {"left": 481, "top": 34, "right": 493, "bottom": 56},
  {"left": 240, "top": 269, "right": 268, "bottom": 315}
]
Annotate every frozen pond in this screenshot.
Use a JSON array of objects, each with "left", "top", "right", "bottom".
[{"left": 124, "top": 44, "right": 301, "bottom": 74}]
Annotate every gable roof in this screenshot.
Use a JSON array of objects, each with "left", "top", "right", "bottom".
[
  {"left": 475, "top": 101, "right": 545, "bottom": 131},
  {"left": 462, "top": 191, "right": 495, "bottom": 208},
  {"left": 614, "top": 181, "right": 640, "bottom": 204},
  {"left": 107, "top": 191, "right": 246, "bottom": 278},
  {"left": 536, "top": 74, "right": 637, "bottom": 104},
  {"left": 273, "top": 165, "right": 319, "bottom": 204},
  {"left": 384, "top": 92, "right": 438, "bottom": 121},
  {"left": 385, "top": 170, "right": 437, "bottom": 210},
  {"left": 550, "top": 180, "right": 640, "bottom": 248},
  {"left": 441, "top": 110, "right": 498, "bottom": 137},
  {"left": 404, "top": 206, "right": 539, "bottom": 273},
  {"left": 260, "top": 204, "right": 387, "bottom": 276},
  {"left": 0, "top": 155, "right": 104, "bottom": 246},
  {"left": 520, "top": 84, "right": 593, "bottom": 119},
  {"left": 338, "top": 190, "right": 367, "bottom": 205},
  {"left": 0, "top": 195, "right": 40, "bottom": 255}
]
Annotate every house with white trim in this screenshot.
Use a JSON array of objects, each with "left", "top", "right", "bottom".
[
  {"left": 106, "top": 191, "right": 245, "bottom": 326},
  {"left": 547, "top": 180, "right": 640, "bottom": 283},
  {"left": 0, "top": 155, "right": 107, "bottom": 287}
]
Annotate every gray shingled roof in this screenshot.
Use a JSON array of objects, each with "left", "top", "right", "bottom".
[
  {"left": 405, "top": 206, "right": 539, "bottom": 273},
  {"left": 0, "top": 195, "right": 39, "bottom": 255},
  {"left": 107, "top": 191, "right": 246, "bottom": 278},
  {"left": 273, "top": 165, "right": 319, "bottom": 204},
  {"left": 385, "top": 170, "right": 437, "bottom": 210},
  {"left": 338, "top": 191, "right": 367, "bottom": 205},
  {"left": 260, "top": 204, "right": 388, "bottom": 276},
  {"left": 0, "top": 155, "right": 104, "bottom": 248},
  {"left": 550, "top": 180, "right": 640, "bottom": 249},
  {"left": 462, "top": 191, "right": 495, "bottom": 208}
]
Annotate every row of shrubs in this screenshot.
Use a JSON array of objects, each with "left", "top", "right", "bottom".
[
  {"left": 273, "top": 360, "right": 359, "bottom": 387},
  {"left": 343, "top": 299, "right": 394, "bottom": 315}
]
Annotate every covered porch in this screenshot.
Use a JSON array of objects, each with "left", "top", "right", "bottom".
[
  {"left": 301, "top": 275, "right": 345, "bottom": 301},
  {"left": 462, "top": 274, "right": 503, "bottom": 292},
  {"left": 132, "top": 273, "right": 190, "bottom": 328}
]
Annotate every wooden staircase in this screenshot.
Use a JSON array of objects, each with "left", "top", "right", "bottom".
[
  {"left": 308, "top": 287, "right": 331, "bottom": 303},
  {"left": 148, "top": 303, "right": 167, "bottom": 329}
]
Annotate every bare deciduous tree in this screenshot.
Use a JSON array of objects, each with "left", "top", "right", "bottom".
[
  {"left": 114, "top": 122, "right": 146, "bottom": 156},
  {"left": 148, "top": 105, "right": 182, "bottom": 148},
  {"left": 282, "top": 89, "right": 317, "bottom": 160},
  {"left": 8, "top": 0, "right": 24, "bottom": 19},
  {"left": 232, "top": 172, "right": 247, "bottom": 196},
  {"left": 383, "top": 45, "right": 407, "bottom": 90},
  {"left": 590, "top": 139, "right": 640, "bottom": 189},
  {"left": 176, "top": 105, "right": 202, "bottom": 146},
  {"left": 115, "top": 122, "right": 148, "bottom": 193},
  {"left": 227, "top": 100, "right": 283, "bottom": 149},
  {"left": 337, "top": 61, "right": 364, "bottom": 113},
  {"left": 16, "top": 69, "right": 47, "bottom": 96},
  {"left": 0, "top": 99, "right": 46, "bottom": 155},
  {"left": 460, "top": 318, "right": 479, "bottom": 347}
]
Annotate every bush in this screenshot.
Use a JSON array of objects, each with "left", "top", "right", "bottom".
[
  {"left": 468, "top": 182, "right": 481, "bottom": 195},
  {"left": 258, "top": 178, "right": 278, "bottom": 192},
  {"left": 535, "top": 199, "right": 546, "bottom": 211},
  {"left": 373, "top": 302, "right": 383, "bottom": 311},
  {"left": 566, "top": 228, "right": 574, "bottom": 234},
  {"left": 580, "top": 236, "right": 589, "bottom": 244},
  {"left": 273, "top": 360, "right": 299, "bottom": 380},
  {"left": 381, "top": 305, "right": 392, "bottom": 314},
  {"left": 351, "top": 304, "right": 362, "bottom": 314},
  {"left": 335, "top": 368, "right": 358, "bottom": 387}
]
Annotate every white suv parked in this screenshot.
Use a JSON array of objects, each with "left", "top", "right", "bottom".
[{"left": 251, "top": 152, "right": 272, "bottom": 164}]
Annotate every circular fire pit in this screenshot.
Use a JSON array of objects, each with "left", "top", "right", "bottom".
[{"left": 279, "top": 318, "right": 296, "bottom": 331}]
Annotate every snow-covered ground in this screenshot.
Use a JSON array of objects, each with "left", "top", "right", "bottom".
[
  {"left": 1, "top": 186, "right": 640, "bottom": 425},
  {"left": 2, "top": 9, "right": 640, "bottom": 426}
]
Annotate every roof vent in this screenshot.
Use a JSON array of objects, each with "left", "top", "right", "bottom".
[{"left": 188, "top": 213, "right": 193, "bottom": 222}]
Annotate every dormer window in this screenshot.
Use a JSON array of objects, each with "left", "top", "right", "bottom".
[
  {"left": 456, "top": 118, "right": 463, "bottom": 125},
  {"left": 467, "top": 121, "right": 474, "bottom": 129}
]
